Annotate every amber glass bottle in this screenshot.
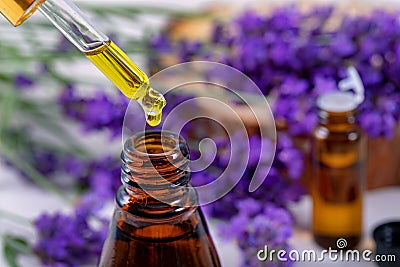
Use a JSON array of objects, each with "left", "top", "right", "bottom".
[
  {"left": 312, "top": 92, "right": 366, "bottom": 250},
  {"left": 99, "top": 130, "right": 221, "bottom": 267}
]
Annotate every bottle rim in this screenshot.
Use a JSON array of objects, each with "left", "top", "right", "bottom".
[
  {"left": 124, "top": 130, "right": 187, "bottom": 158},
  {"left": 317, "top": 91, "right": 358, "bottom": 113}
]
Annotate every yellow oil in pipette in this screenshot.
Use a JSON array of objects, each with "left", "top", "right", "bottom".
[{"left": 84, "top": 40, "right": 166, "bottom": 127}]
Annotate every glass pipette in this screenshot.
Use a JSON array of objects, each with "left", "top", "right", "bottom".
[{"left": 0, "top": 0, "right": 166, "bottom": 126}]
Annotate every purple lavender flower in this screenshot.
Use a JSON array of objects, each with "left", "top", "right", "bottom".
[
  {"left": 62, "top": 156, "right": 88, "bottom": 179},
  {"left": 288, "top": 111, "right": 318, "bottom": 136},
  {"left": 312, "top": 76, "right": 337, "bottom": 96},
  {"left": 273, "top": 97, "right": 300, "bottom": 122},
  {"left": 58, "top": 84, "right": 128, "bottom": 139},
  {"left": 358, "top": 65, "right": 383, "bottom": 86},
  {"left": 75, "top": 192, "right": 109, "bottom": 219},
  {"left": 31, "top": 149, "right": 60, "bottom": 176},
  {"left": 88, "top": 156, "right": 120, "bottom": 198},
  {"left": 377, "top": 94, "right": 399, "bottom": 117},
  {"left": 329, "top": 34, "right": 356, "bottom": 57},
  {"left": 149, "top": 5, "right": 400, "bottom": 139},
  {"left": 359, "top": 111, "right": 396, "bottom": 139},
  {"left": 149, "top": 32, "right": 172, "bottom": 53},
  {"left": 13, "top": 74, "right": 34, "bottom": 90},
  {"left": 222, "top": 202, "right": 294, "bottom": 267},
  {"left": 211, "top": 22, "right": 232, "bottom": 45},
  {"left": 62, "top": 155, "right": 121, "bottom": 198},
  {"left": 235, "top": 11, "right": 266, "bottom": 35},
  {"left": 34, "top": 212, "right": 107, "bottom": 267},
  {"left": 177, "top": 40, "right": 203, "bottom": 62},
  {"left": 195, "top": 131, "right": 304, "bottom": 222},
  {"left": 267, "top": 5, "right": 302, "bottom": 31},
  {"left": 278, "top": 76, "right": 309, "bottom": 97},
  {"left": 236, "top": 198, "right": 262, "bottom": 217}
]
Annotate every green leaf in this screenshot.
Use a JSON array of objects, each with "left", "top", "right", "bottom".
[
  {"left": 0, "top": 87, "right": 18, "bottom": 138},
  {"left": 3, "top": 235, "right": 31, "bottom": 267}
]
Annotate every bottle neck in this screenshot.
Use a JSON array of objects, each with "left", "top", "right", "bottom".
[
  {"left": 318, "top": 109, "right": 357, "bottom": 131},
  {"left": 118, "top": 131, "right": 197, "bottom": 218}
]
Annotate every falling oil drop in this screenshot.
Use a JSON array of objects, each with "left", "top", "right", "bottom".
[
  {"left": 146, "top": 111, "right": 163, "bottom": 127},
  {"left": 141, "top": 87, "right": 166, "bottom": 127}
]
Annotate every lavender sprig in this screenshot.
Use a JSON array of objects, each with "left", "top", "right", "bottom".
[{"left": 150, "top": 6, "right": 400, "bottom": 139}]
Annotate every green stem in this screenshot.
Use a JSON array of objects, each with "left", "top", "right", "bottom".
[
  {"left": 0, "top": 144, "right": 72, "bottom": 203},
  {"left": 0, "top": 88, "right": 17, "bottom": 139},
  {"left": 0, "top": 209, "right": 31, "bottom": 226},
  {"left": 3, "top": 236, "right": 32, "bottom": 255}
]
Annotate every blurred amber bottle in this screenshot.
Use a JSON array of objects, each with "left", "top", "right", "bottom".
[
  {"left": 99, "top": 130, "right": 221, "bottom": 267},
  {"left": 311, "top": 92, "right": 366, "bottom": 250}
]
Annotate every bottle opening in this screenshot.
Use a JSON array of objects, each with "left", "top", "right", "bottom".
[
  {"left": 124, "top": 130, "right": 189, "bottom": 166},
  {"left": 132, "top": 131, "right": 179, "bottom": 156}
]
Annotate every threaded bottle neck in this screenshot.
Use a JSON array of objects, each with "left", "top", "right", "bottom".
[
  {"left": 119, "top": 130, "right": 196, "bottom": 214},
  {"left": 122, "top": 130, "right": 190, "bottom": 186},
  {"left": 318, "top": 109, "right": 356, "bottom": 124}
]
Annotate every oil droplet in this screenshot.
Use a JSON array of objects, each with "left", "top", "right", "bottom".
[
  {"left": 146, "top": 111, "right": 163, "bottom": 127},
  {"left": 141, "top": 87, "right": 166, "bottom": 127}
]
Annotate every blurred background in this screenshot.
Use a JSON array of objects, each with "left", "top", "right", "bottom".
[{"left": 0, "top": 0, "right": 400, "bottom": 266}]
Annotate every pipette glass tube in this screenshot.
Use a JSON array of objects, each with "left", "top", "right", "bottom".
[{"left": 38, "top": 0, "right": 165, "bottom": 126}]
